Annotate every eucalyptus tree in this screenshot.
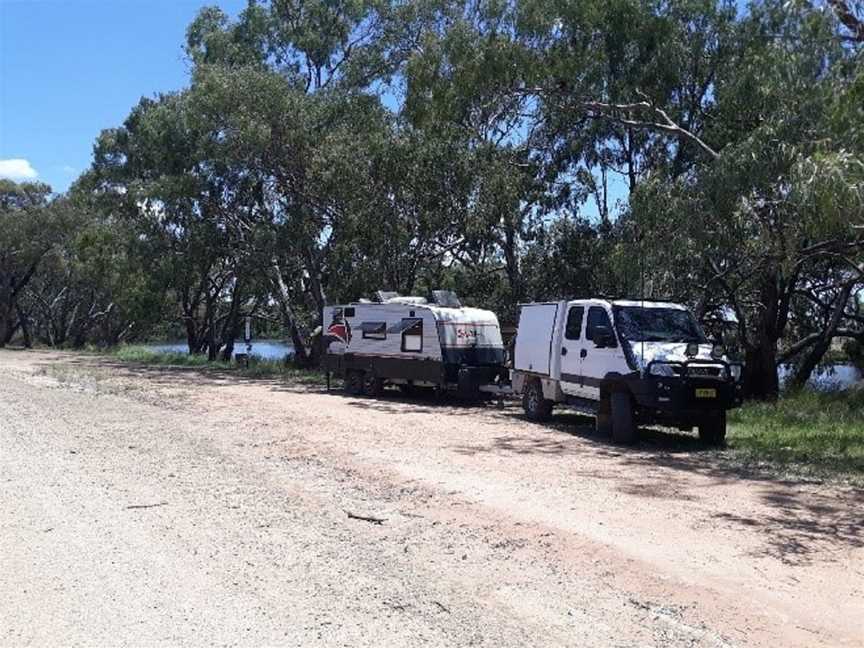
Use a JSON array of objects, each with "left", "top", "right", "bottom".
[
  {"left": 167, "top": 1, "right": 437, "bottom": 360},
  {"left": 622, "top": 0, "right": 864, "bottom": 397},
  {"left": 89, "top": 88, "right": 265, "bottom": 359},
  {"left": 18, "top": 183, "right": 169, "bottom": 349},
  {"left": 0, "top": 180, "right": 65, "bottom": 347},
  {"left": 401, "top": 0, "right": 547, "bottom": 309}
]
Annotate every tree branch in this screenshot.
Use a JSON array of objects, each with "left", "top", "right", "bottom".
[{"left": 829, "top": 0, "right": 864, "bottom": 43}]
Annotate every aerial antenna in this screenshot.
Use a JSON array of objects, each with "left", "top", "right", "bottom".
[{"left": 640, "top": 220, "right": 646, "bottom": 372}]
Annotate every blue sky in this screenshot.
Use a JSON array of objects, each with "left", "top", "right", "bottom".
[
  {"left": 0, "top": 0, "right": 631, "bottom": 216},
  {"left": 0, "top": 0, "right": 247, "bottom": 192}
]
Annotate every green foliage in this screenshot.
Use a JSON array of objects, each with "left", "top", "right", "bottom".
[{"left": 110, "top": 345, "right": 328, "bottom": 384}]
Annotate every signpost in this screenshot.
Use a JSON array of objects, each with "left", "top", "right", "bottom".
[{"left": 244, "top": 316, "right": 253, "bottom": 358}]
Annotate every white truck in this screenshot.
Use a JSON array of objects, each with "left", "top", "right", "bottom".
[{"left": 511, "top": 299, "right": 743, "bottom": 444}]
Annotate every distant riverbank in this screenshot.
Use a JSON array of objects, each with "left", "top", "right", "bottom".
[{"left": 147, "top": 339, "right": 295, "bottom": 361}]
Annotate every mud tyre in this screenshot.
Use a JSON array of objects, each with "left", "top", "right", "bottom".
[
  {"left": 610, "top": 391, "right": 636, "bottom": 444},
  {"left": 596, "top": 396, "right": 613, "bottom": 436},
  {"left": 698, "top": 410, "right": 727, "bottom": 446}
]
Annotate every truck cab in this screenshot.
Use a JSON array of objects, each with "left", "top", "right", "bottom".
[{"left": 511, "top": 299, "right": 743, "bottom": 444}]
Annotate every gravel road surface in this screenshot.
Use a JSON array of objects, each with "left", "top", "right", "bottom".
[{"left": 1, "top": 350, "right": 862, "bottom": 647}]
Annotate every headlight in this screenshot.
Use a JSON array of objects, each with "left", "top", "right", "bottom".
[
  {"left": 649, "top": 363, "right": 676, "bottom": 377},
  {"left": 730, "top": 364, "right": 742, "bottom": 382}
]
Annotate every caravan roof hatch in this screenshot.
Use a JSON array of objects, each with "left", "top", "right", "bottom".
[{"left": 431, "top": 290, "right": 462, "bottom": 309}]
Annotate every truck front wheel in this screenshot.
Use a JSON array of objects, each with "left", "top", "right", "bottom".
[
  {"left": 698, "top": 410, "right": 727, "bottom": 446},
  {"left": 611, "top": 391, "right": 636, "bottom": 444},
  {"left": 523, "top": 379, "right": 553, "bottom": 422}
]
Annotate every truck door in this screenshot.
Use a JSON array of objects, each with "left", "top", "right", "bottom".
[
  {"left": 579, "top": 305, "right": 625, "bottom": 400},
  {"left": 559, "top": 305, "right": 584, "bottom": 396}
]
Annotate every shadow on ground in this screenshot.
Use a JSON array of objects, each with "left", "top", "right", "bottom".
[{"left": 29, "top": 351, "right": 864, "bottom": 566}]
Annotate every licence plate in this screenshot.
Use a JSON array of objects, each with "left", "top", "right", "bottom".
[{"left": 695, "top": 388, "right": 717, "bottom": 399}]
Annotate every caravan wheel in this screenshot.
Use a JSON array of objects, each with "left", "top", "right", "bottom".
[
  {"left": 362, "top": 373, "right": 384, "bottom": 398},
  {"left": 345, "top": 370, "right": 364, "bottom": 396}
]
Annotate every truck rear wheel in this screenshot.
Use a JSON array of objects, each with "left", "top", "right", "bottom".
[
  {"left": 345, "top": 370, "right": 364, "bottom": 396},
  {"left": 596, "top": 396, "right": 612, "bottom": 436},
  {"left": 698, "top": 410, "right": 727, "bottom": 446},
  {"left": 610, "top": 391, "right": 636, "bottom": 444},
  {"left": 523, "top": 379, "right": 553, "bottom": 422}
]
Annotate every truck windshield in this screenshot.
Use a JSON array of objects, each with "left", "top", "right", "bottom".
[{"left": 613, "top": 306, "right": 707, "bottom": 343}]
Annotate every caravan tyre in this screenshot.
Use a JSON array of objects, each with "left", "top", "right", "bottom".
[
  {"left": 610, "top": 391, "right": 636, "bottom": 444},
  {"left": 363, "top": 373, "right": 384, "bottom": 398},
  {"left": 523, "top": 379, "right": 553, "bottom": 422},
  {"left": 398, "top": 384, "right": 416, "bottom": 397},
  {"left": 346, "top": 370, "right": 364, "bottom": 396}
]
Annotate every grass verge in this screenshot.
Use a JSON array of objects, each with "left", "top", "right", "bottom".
[
  {"left": 110, "top": 345, "right": 328, "bottom": 386},
  {"left": 727, "top": 389, "right": 864, "bottom": 483}
]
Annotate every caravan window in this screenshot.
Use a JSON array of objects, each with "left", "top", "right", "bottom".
[
  {"left": 361, "top": 321, "right": 387, "bottom": 340},
  {"left": 400, "top": 318, "right": 423, "bottom": 352}
]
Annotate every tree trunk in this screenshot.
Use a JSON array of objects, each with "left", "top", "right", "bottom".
[
  {"left": 271, "top": 259, "right": 315, "bottom": 366},
  {"left": 789, "top": 277, "right": 858, "bottom": 389},
  {"left": 17, "top": 301, "right": 32, "bottom": 348},
  {"left": 219, "top": 279, "right": 243, "bottom": 362},
  {"left": 743, "top": 275, "right": 782, "bottom": 400},
  {"left": 206, "top": 299, "right": 218, "bottom": 362},
  {"left": 0, "top": 281, "right": 14, "bottom": 347},
  {"left": 744, "top": 343, "right": 780, "bottom": 399}
]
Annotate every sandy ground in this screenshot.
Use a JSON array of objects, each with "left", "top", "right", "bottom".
[{"left": 0, "top": 349, "right": 862, "bottom": 648}]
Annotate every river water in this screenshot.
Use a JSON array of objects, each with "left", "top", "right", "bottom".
[
  {"left": 147, "top": 341, "right": 861, "bottom": 390},
  {"left": 778, "top": 363, "right": 861, "bottom": 392},
  {"left": 149, "top": 339, "right": 295, "bottom": 361}
]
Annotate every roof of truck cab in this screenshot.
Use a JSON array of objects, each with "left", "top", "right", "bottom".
[
  {"left": 608, "top": 299, "right": 687, "bottom": 310},
  {"left": 519, "top": 299, "right": 687, "bottom": 310}
]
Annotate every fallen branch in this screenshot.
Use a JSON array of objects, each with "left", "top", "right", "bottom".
[
  {"left": 126, "top": 502, "right": 168, "bottom": 510},
  {"left": 345, "top": 510, "right": 386, "bottom": 525},
  {"left": 433, "top": 600, "right": 451, "bottom": 614}
]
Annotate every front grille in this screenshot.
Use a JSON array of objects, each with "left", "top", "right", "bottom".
[{"left": 686, "top": 365, "right": 724, "bottom": 378}]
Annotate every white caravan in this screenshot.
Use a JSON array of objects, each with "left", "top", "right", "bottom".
[
  {"left": 322, "top": 291, "right": 506, "bottom": 396},
  {"left": 512, "top": 299, "right": 743, "bottom": 444}
]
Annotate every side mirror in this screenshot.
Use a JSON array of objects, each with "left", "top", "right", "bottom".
[{"left": 592, "top": 325, "right": 617, "bottom": 348}]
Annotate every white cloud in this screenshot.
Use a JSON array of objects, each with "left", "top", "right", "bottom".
[{"left": 0, "top": 159, "right": 39, "bottom": 181}]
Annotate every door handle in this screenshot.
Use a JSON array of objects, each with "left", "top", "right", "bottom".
[
  {"left": 580, "top": 349, "right": 587, "bottom": 359},
  {"left": 561, "top": 347, "right": 568, "bottom": 356}
]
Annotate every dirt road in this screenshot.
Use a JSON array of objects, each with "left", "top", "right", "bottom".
[{"left": 1, "top": 350, "right": 862, "bottom": 647}]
